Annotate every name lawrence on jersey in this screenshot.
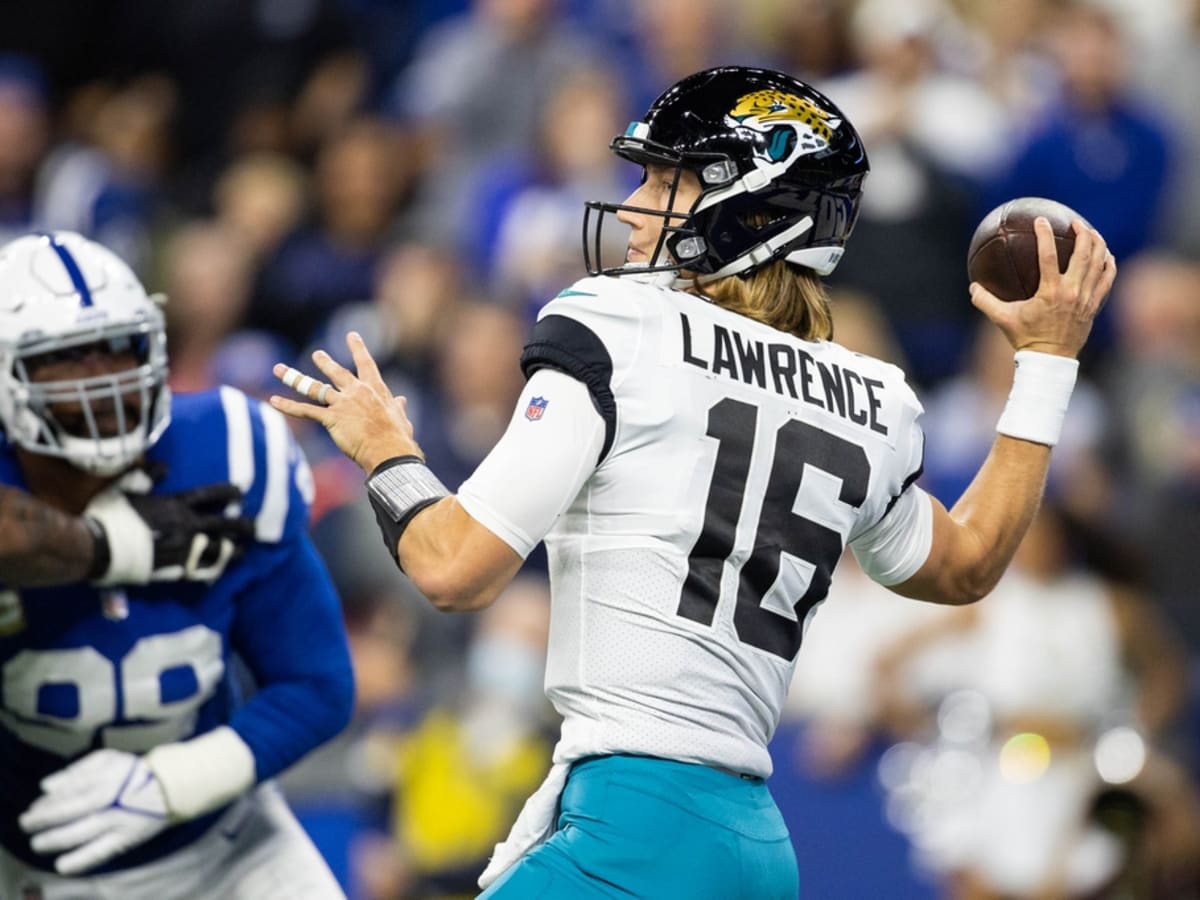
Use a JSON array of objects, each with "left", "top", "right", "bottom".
[{"left": 680, "top": 311, "right": 889, "bottom": 436}]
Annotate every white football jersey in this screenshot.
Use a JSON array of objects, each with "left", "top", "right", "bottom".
[{"left": 504, "top": 275, "right": 924, "bottom": 778}]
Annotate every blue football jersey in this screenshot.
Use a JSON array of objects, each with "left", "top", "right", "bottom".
[{"left": 0, "top": 387, "right": 354, "bottom": 871}]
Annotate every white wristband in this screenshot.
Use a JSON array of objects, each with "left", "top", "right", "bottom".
[
  {"left": 144, "top": 725, "right": 256, "bottom": 821},
  {"left": 84, "top": 490, "right": 154, "bottom": 585},
  {"left": 995, "top": 350, "right": 1079, "bottom": 447}
]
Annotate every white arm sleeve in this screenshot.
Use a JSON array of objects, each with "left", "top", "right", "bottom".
[
  {"left": 849, "top": 485, "right": 934, "bottom": 586},
  {"left": 457, "top": 368, "right": 605, "bottom": 558}
]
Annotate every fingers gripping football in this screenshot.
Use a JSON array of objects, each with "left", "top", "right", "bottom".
[{"left": 971, "top": 217, "right": 1116, "bottom": 358}]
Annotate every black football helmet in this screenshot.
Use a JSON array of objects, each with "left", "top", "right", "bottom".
[{"left": 584, "top": 66, "right": 869, "bottom": 282}]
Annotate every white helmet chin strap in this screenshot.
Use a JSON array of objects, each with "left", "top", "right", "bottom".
[
  {"left": 693, "top": 215, "right": 816, "bottom": 285},
  {"left": 620, "top": 215, "right": 823, "bottom": 290}
]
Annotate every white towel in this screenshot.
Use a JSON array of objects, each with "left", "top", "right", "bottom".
[{"left": 477, "top": 761, "right": 570, "bottom": 889}]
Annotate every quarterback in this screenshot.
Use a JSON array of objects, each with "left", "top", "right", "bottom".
[
  {"left": 273, "top": 67, "right": 1115, "bottom": 898},
  {"left": 0, "top": 231, "right": 354, "bottom": 899}
]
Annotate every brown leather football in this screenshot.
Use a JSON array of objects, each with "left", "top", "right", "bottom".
[{"left": 967, "top": 197, "right": 1087, "bottom": 301}]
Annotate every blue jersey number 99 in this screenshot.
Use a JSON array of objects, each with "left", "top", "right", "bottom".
[{"left": 0, "top": 625, "right": 225, "bottom": 757}]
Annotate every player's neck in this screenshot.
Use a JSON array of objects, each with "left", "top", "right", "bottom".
[{"left": 15, "top": 451, "right": 117, "bottom": 514}]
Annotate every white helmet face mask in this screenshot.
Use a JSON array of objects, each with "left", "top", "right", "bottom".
[{"left": 0, "top": 232, "right": 171, "bottom": 477}]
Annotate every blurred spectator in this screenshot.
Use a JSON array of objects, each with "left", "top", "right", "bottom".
[
  {"left": 252, "top": 116, "right": 411, "bottom": 348},
  {"left": 304, "top": 240, "right": 464, "bottom": 430},
  {"left": 984, "top": 0, "right": 1173, "bottom": 357},
  {"left": 105, "top": 0, "right": 356, "bottom": 166},
  {"left": 743, "top": 0, "right": 857, "bottom": 83},
  {"left": 421, "top": 300, "right": 529, "bottom": 491},
  {"left": 35, "top": 74, "right": 175, "bottom": 270},
  {"left": 1100, "top": 254, "right": 1200, "bottom": 660},
  {"left": 212, "top": 151, "right": 310, "bottom": 266},
  {"left": 618, "top": 0, "right": 758, "bottom": 115},
  {"left": 373, "top": 576, "right": 555, "bottom": 900},
  {"left": 338, "top": 0, "right": 470, "bottom": 105},
  {"left": 874, "top": 502, "right": 1194, "bottom": 899},
  {"left": 391, "top": 0, "right": 602, "bottom": 246},
  {"left": 829, "top": 288, "right": 911, "bottom": 369},
  {"left": 159, "top": 220, "right": 257, "bottom": 393},
  {"left": 469, "top": 66, "right": 633, "bottom": 316},
  {"left": 1136, "top": 0, "right": 1200, "bottom": 258},
  {"left": 281, "top": 581, "right": 430, "bottom": 899},
  {"left": 288, "top": 50, "right": 371, "bottom": 157},
  {"left": 0, "top": 55, "right": 49, "bottom": 242},
  {"left": 822, "top": 0, "right": 1011, "bottom": 387},
  {"left": 956, "top": 0, "right": 1059, "bottom": 122}
]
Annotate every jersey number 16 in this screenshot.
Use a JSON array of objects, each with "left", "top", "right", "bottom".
[{"left": 677, "top": 398, "right": 870, "bottom": 661}]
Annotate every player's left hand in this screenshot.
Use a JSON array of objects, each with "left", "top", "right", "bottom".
[
  {"left": 270, "top": 331, "right": 421, "bottom": 473},
  {"left": 19, "top": 748, "right": 171, "bottom": 875}
]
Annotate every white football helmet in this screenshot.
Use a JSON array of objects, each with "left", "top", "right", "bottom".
[{"left": 0, "top": 231, "right": 170, "bottom": 476}]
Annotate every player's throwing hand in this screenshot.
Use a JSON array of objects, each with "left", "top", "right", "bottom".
[
  {"left": 969, "top": 217, "right": 1117, "bottom": 359},
  {"left": 270, "top": 331, "right": 421, "bottom": 473}
]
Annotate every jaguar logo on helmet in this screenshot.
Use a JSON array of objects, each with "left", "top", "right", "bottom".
[{"left": 727, "top": 90, "right": 841, "bottom": 169}]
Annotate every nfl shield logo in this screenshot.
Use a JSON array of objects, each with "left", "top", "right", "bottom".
[
  {"left": 525, "top": 396, "right": 548, "bottom": 421},
  {"left": 100, "top": 589, "right": 130, "bottom": 622}
]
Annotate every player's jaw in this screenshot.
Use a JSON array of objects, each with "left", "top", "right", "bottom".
[{"left": 52, "top": 400, "right": 142, "bottom": 438}]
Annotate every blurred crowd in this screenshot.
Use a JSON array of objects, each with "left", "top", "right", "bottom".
[{"left": 4, "top": 0, "right": 1200, "bottom": 896}]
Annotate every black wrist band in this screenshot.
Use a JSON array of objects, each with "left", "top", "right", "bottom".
[
  {"left": 84, "top": 517, "right": 111, "bottom": 581},
  {"left": 365, "top": 456, "right": 448, "bottom": 567}
]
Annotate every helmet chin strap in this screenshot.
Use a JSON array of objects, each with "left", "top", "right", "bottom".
[
  {"left": 693, "top": 215, "right": 816, "bottom": 285},
  {"left": 618, "top": 215, "right": 821, "bottom": 289}
]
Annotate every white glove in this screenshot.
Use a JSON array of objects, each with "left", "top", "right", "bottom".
[{"left": 19, "top": 749, "right": 172, "bottom": 875}]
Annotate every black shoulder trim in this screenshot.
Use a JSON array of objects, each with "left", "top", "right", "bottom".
[
  {"left": 520, "top": 314, "right": 616, "bottom": 463},
  {"left": 883, "top": 458, "right": 926, "bottom": 513}
]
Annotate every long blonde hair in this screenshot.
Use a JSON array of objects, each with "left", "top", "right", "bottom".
[{"left": 698, "top": 260, "right": 833, "bottom": 341}]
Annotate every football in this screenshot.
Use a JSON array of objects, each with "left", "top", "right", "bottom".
[{"left": 966, "top": 197, "right": 1087, "bottom": 301}]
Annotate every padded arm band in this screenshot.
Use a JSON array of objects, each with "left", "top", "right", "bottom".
[{"left": 366, "top": 456, "right": 449, "bottom": 565}]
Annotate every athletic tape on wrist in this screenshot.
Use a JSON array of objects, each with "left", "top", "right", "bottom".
[
  {"left": 366, "top": 456, "right": 448, "bottom": 565},
  {"left": 144, "top": 725, "right": 256, "bottom": 821},
  {"left": 995, "top": 350, "right": 1079, "bottom": 447}
]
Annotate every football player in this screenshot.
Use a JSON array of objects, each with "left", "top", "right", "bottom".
[
  {"left": 0, "top": 231, "right": 354, "bottom": 898},
  {"left": 272, "top": 67, "right": 1115, "bottom": 899}
]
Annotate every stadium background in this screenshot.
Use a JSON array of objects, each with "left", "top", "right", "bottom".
[{"left": 2, "top": 0, "right": 1199, "bottom": 896}]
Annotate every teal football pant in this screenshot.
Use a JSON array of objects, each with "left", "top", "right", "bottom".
[{"left": 479, "top": 754, "right": 799, "bottom": 899}]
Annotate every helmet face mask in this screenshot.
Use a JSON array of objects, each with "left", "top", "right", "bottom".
[
  {"left": 0, "top": 232, "right": 171, "bottom": 476},
  {"left": 583, "top": 66, "right": 869, "bottom": 284}
]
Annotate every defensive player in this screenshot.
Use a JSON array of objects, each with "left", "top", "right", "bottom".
[
  {"left": 0, "top": 231, "right": 354, "bottom": 899},
  {"left": 272, "top": 67, "right": 1116, "bottom": 898}
]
